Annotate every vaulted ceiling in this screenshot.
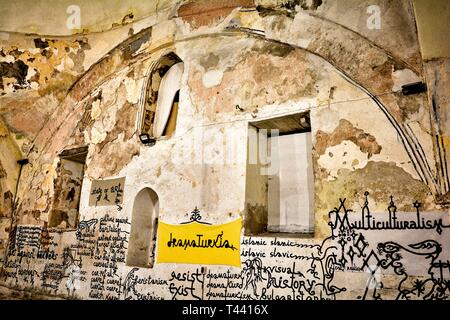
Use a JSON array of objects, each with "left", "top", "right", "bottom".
[{"left": 0, "top": 0, "right": 182, "bottom": 35}]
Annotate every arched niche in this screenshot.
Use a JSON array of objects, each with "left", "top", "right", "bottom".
[
  {"left": 126, "top": 187, "right": 159, "bottom": 268},
  {"left": 141, "top": 52, "right": 184, "bottom": 139}
]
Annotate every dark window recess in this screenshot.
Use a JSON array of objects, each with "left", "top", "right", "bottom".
[
  {"left": 48, "top": 147, "right": 87, "bottom": 229},
  {"left": 245, "top": 112, "right": 315, "bottom": 236}
]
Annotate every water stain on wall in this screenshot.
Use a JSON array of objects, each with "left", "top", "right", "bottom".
[
  {"left": 178, "top": 0, "right": 255, "bottom": 29},
  {"left": 314, "top": 119, "right": 382, "bottom": 161},
  {"left": 315, "top": 160, "right": 432, "bottom": 237},
  {"left": 189, "top": 44, "right": 319, "bottom": 121}
]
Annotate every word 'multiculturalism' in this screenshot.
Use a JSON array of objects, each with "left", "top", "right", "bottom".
[{"left": 157, "top": 218, "right": 242, "bottom": 267}]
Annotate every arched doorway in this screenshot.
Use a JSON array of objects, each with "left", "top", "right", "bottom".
[{"left": 126, "top": 187, "right": 159, "bottom": 268}]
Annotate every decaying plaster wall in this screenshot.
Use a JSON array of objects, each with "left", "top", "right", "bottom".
[
  {"left": 49, "top": 159, "right": 84, "bottom": 229},
  {"left": 412, "top": 0, "right": 450, "bottom": 204},
  {"left": 0, "top": 0, "right": 449, "bottom": 300},
  {"left": 0, "top": 0, "right": 181, "bottom": 36},
  {"left": 0, "top": 119, "right": 20, "bottom": 261}
]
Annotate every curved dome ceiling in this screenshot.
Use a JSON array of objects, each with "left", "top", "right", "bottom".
[{"left": 0, "top": 0, "right": 182, "bottom": 36}]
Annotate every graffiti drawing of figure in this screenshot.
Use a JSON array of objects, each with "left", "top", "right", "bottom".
[
  {"left": 241, "top": 258, "right": 269, "bottom": 297},
  {"left": 123, "top": 268, "right": 139, "bottom": 300},
  {"left": 63, "top": 248, "right": 81, "bottom": 296},
  {"left": 364, "top": 240, "right": 445, "bottom": 300}
]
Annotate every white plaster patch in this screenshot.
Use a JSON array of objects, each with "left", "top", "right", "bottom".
[
  {"left": 91, "top": 99, "right": 102, "bottom": 120},
  {"left": 287, "top": 11, "right": 313, "bottom": 45},
  {"left": 237, "top": 11, "right": 265, "bottom": 31},
  {"left": 99, "top": 75, "right": 125, "bottom": 106},
  {"left": 176, "top": 37, "right": 253, "bottom": 73},
  {"left": 152, "top": 20, "right": 176, "bottom": 44},
  {"left": 318, "top": 141, "right": 368, "bottom": 180},
  {"left": 55, "top": 56, "right": 76, "bottom": 72},
  {"left": 25, "top": 67, "right": 36, "bottom": 81},
  {"left": 83, "top": 39, "right": 108, "bottom": 71},
  {"left": 2, "top": 78, "right": 15, "bottom": 94},
  {"left": 132, "top": 15, "right": 158, "bottom": 35},
  {"left": 28, "top": 48, "right": 40, "bottom": 55},
  {"left": 311, "top": 106, "right": 340, "bottom": 134},
  {"left": 83, "top": 130, "right": 91, "bottom": 144},
  {"left": 89, "top": 125, "right": 107, "bottom": 144},
  {"left": 55, "top": 59, "right": 65, "bottom": 72},
  {"left": 0, "top": 54, "right": 14, "bottom": 63},
  {"left": 392, "top": 69, "right": 421, "bottom": 92},
  {"left": 124, "top": 77, "right": 140, "bottom": 104},
  {"left": 202, "top": 69, "right": 224, "bottom": 88},
  {"left": 101, "top": 105, "right": 118, "bottom": 133},
  {"left": 296, "top": 38, "right": 312, "bottom": 48},
  {"left": 64, "top": 57, "right": 74, "bottom": 70}
]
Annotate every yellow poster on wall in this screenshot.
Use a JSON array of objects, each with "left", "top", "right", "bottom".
[{"left": 156, "top": 218, "right": 242, "bottom": 267}]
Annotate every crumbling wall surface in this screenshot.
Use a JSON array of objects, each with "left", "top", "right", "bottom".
[
  {"left": 0, "top": 0, "right": 181, "bottom": 36},
  {"left": 412, "top": 0, "right": 450, "bottom": 204},
  {"left": 0, "top": 20, "right": 159, "bottom": 148},
  {"left": 254, "top": 0, "right": 422, "bottom": 70},
  {"left": 0, "top": 119, "right": 21, "bottom": 270},
  {"left": 424, "top": 58, "right": 450, "bottom": 204},
  {"left": 2, "top": 27, "right": 155, "bottom": 228},
  {"left": 0, "top": 0, "right": 449, "bottom": 300}
]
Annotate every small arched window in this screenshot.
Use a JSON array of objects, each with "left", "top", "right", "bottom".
[
  {"left": 126, "top": 188, "right": 159, "bottom": 268},
  {"left": 141, "top": 53, "right": 184, "bottom": 139}
]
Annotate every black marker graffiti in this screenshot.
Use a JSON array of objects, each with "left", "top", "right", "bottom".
[
  {"left": 1, "top": 192, "right": 449, "bottom": 300},
  {"left": 90, "top": 182, "right": 124, "bottom": 210},
  {"left": 76, "top": 218, "right": 97, "bottom": 240},
  {"left": 325, "top": 192, "right": 450, "bottom": 300},
  {"left": 341, "top": 192, "right": 450, "bottom": 234},
  {"left": 167, "top": 231, "right": 238, "bottom": 251},
  {"left": 168, "top": 269, "right": 204, "bottom": 300},
  {"left": 123, "top": 267, "right": 167, "bottom": 300},
  {"left": 180, "top": 207, "right": 211, "bottom": 225}
]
